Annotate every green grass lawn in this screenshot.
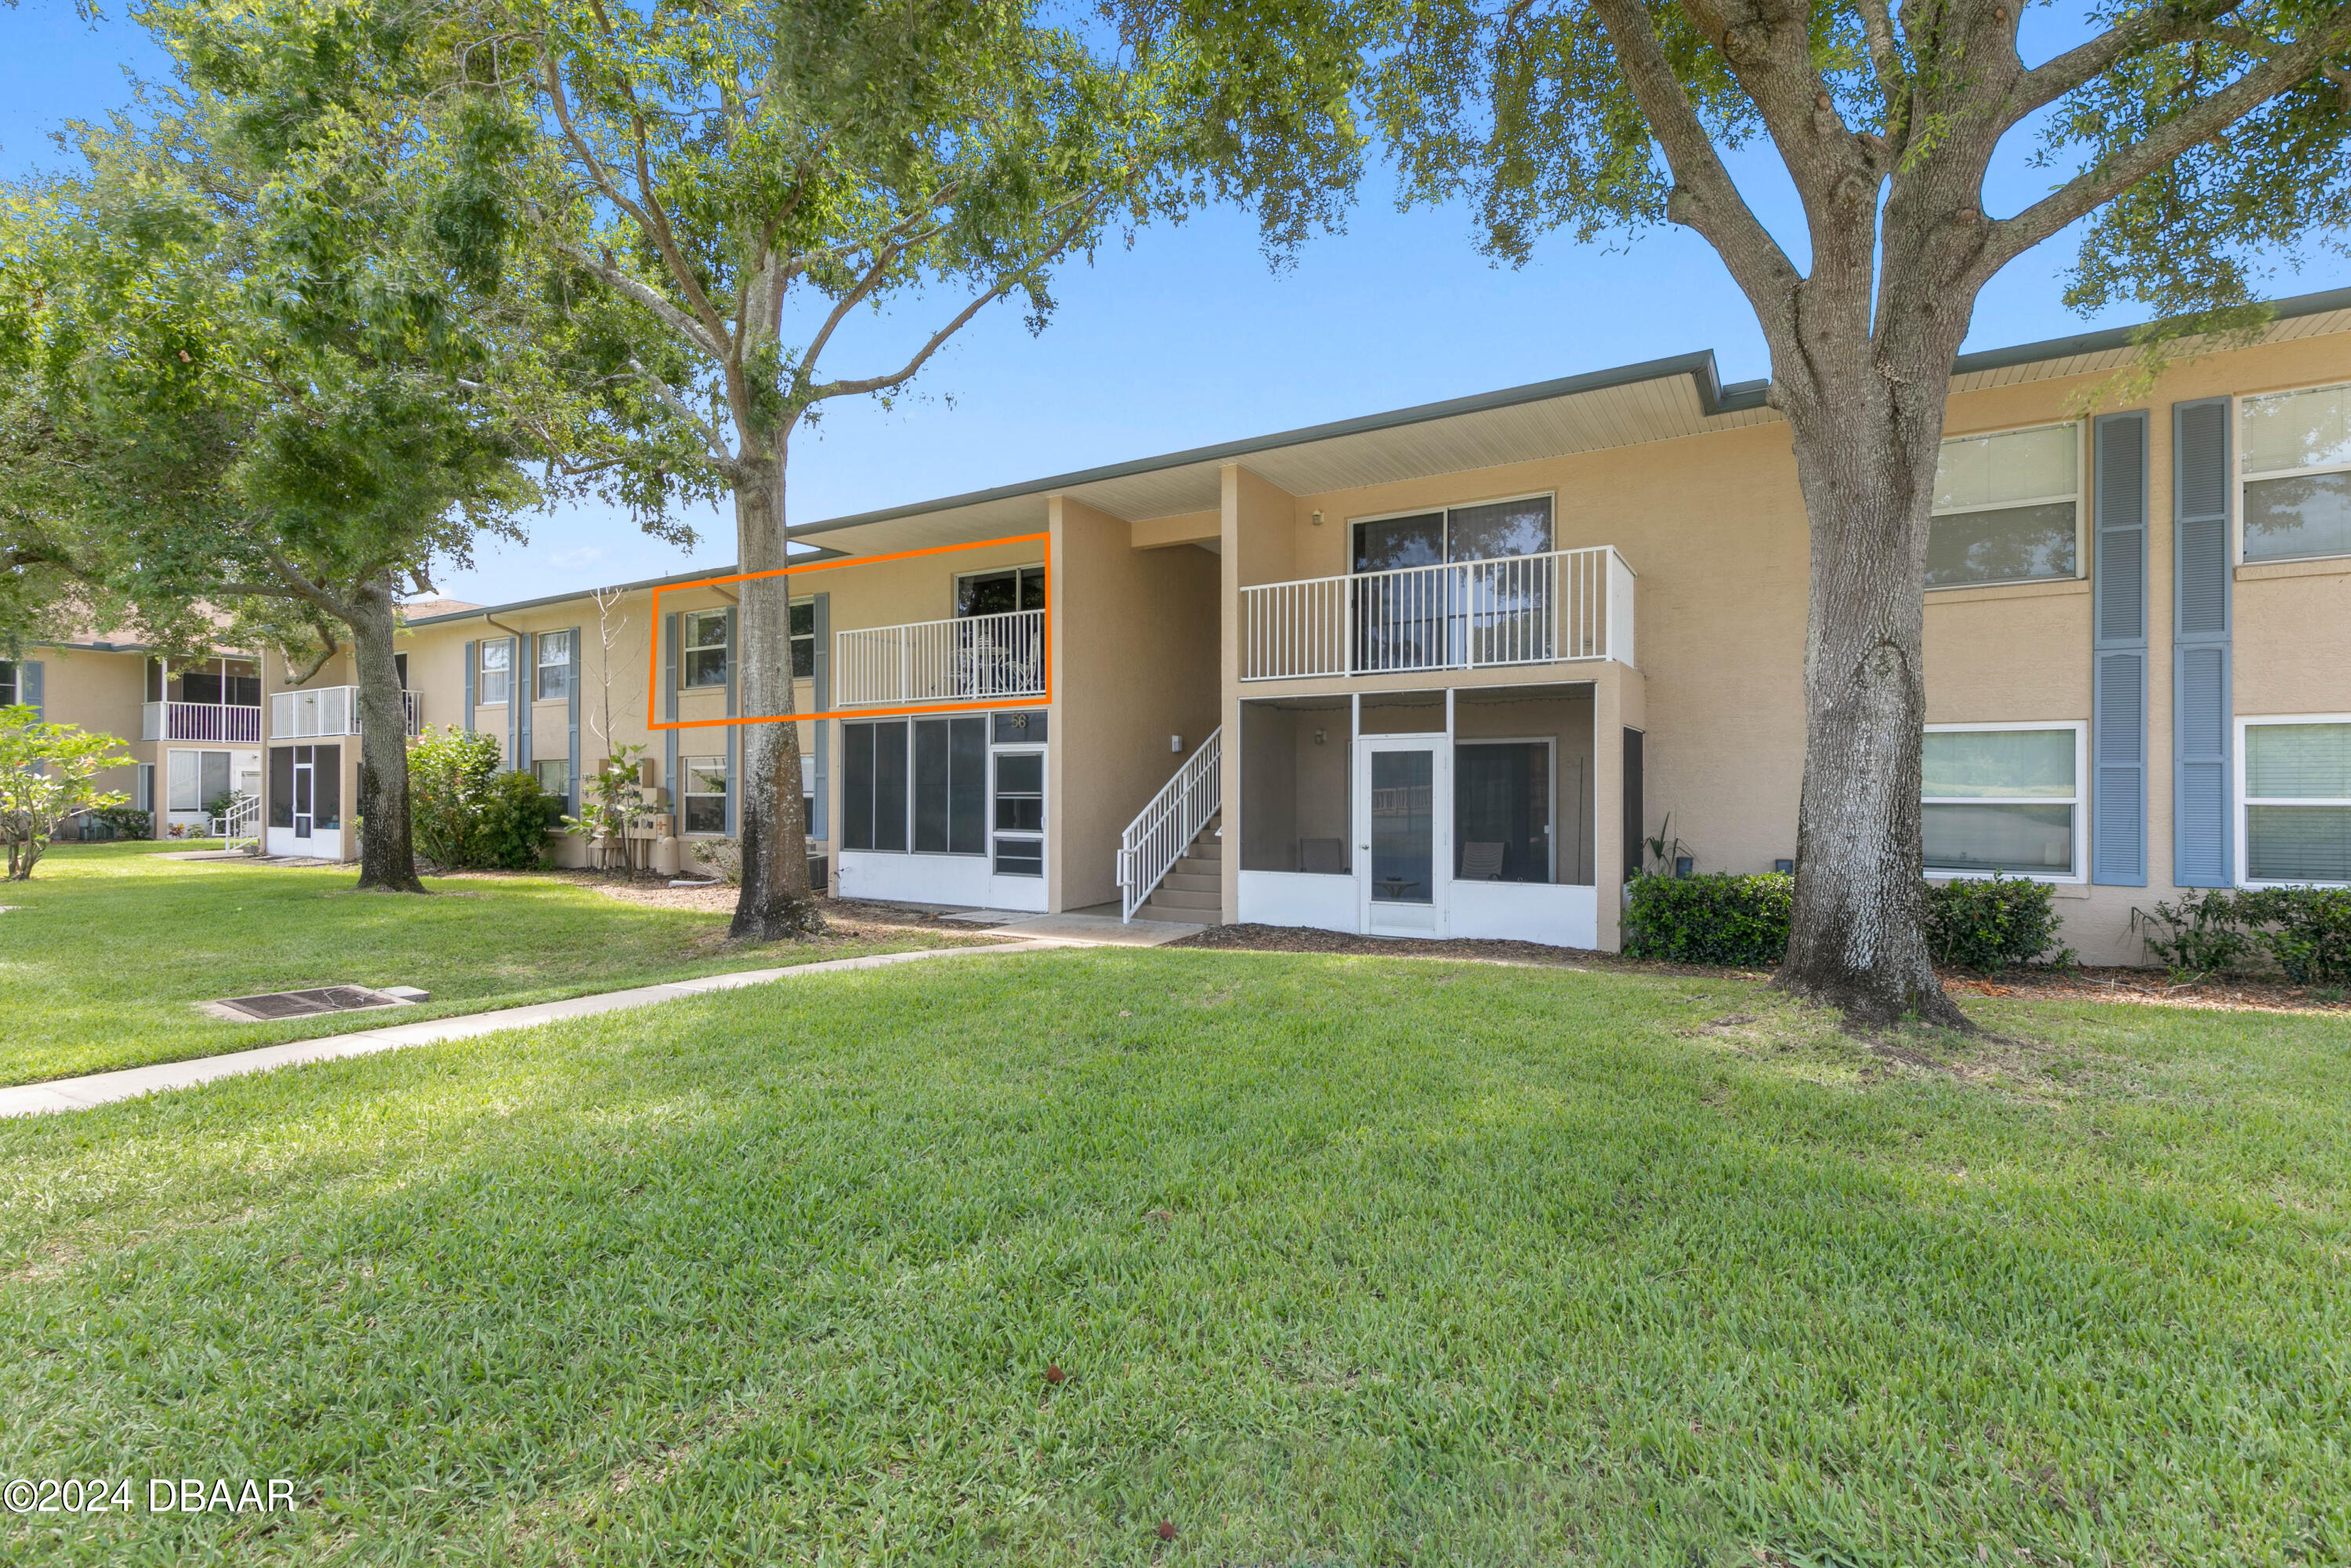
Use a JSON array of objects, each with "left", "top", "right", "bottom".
[
  {"left": 0, "top": 841, "right": 968, "bottom": 1086},
  {"left": 3, "top": 947, "right": 2346, "bottom": 1564}
]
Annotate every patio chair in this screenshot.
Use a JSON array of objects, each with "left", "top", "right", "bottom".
[{"left": 1459, "top": 841, "right": 1507, "bottom": 881}]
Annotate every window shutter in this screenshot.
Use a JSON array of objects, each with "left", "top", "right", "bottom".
[
  {"left": 462, "top": 639, "right": 477, "bottom": 733},
  {"left": 722, "top": 608, "right": 738, "bottom": 836},
  {"left": 663, "top": 612, "right": 680, "bottom": 835},
  {"left": 514, "top": 634, "right": 533, "bottom": 772},
  {"left": 565, "top": 625, "right": 582, "bottom": 812},
  {"left": 2092, "top": 411, "right": 2148, "bottom": 886},
  {"left": 23, "top": 660, "right": 42, "bottom": 717},
  {"left": 812, "top": 592, "right": 830, "bottom": 840},
  {"left": 2173, "top": 397, "right": 2234, "bottom": 886}
]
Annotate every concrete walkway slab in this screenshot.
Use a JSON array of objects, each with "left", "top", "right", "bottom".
[
  {"left": 0, "top": 940, "right": 1055, "bottom": 1120},
  {"left": 975, "top": 906, "right": 1208, "bottom": 947}
]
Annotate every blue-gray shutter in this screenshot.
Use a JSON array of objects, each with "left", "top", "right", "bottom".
[
  {"left": 462, "top": 639, "right": 477, "bottom": 733},
  {"left": 22, "top": 659, "right": 42, "bottom": 717},
  {"left": 662, "top": 612, "right": 680, "bottom": 834},
  {"left": 505, "top": 636, "right": 521, "bottom": 771},
  {"left": 812, "top": 593, "right": 829, "bottom": 839},
  {"left": 723, "top": 607, "right": 738, "bottom": 837},
  {"left": 2092, "top": 411, "right": 2148, "bottom": 885},
  {"left": 515, "top": 633, "right": 534, "bottom": 773},
  {"left": 2173, "top": 397, "right": 2235, "bottom": 887},
  {"left": 565, "top": 626, "right": 582, "bottom": 812}
]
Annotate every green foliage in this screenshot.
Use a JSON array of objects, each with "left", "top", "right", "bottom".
[
  {"left": 89, "top": 804, "right": 153, "bottom": 840},
  {"left": 408, "top": 726, "right": 553, "bottom": 871},
  {"left": 0, "top": 704, "right": 132, "bottom": 878},
  {"left": 1624, "top": 871, "right": 1792, "bottom": 966},
  {"left": 2135, "top": 886, "right": 2351, "bottom": 985},
  {"left": 1921, "top": 875, "right": 2072, "bottom": 976}
]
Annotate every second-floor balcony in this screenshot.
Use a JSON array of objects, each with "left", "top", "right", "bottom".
[
  {"left": 270, "top": 686, "right": 423, "bottom": 739},
  {"left": 1241, "top": 545, "right": 1636, "bottom": 682},
  {"left": 835, "top": 607, "right": 1047, "bottom": 708},
  {"left": 142, "top": 701, "right": 263, "bottom": 744}
]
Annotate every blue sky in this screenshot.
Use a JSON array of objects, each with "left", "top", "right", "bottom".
[{"left": 7, "top": 0, "right": 2343, "bottom": 606}]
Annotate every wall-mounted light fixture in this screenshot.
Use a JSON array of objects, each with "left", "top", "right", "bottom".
[
  {"left": 1170, "top": 734, "right": 1183, "bottom": 754},
  {"left": 1310, "top": 509, "right": 1324, "bottom": 527},
  {"left": 1312, "top": 727, "right": 1327, "bottom": 746}
]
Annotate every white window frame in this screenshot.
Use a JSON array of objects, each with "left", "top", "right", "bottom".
[
  {"left": 790, "top": 596, "right": 817, "bottom": 681},
  {"left": 477, "top": 639, "right": 511, "bottom": 707},
  {"left": 953, "top": 563, "right": 1048, "bottom": 619},
  {"left": 533, "top": 756, "right": 572, "bottom": 797},
  {"left": 2235, "top": 712, "right": 2351, "bottom": 889},
  {"left": 679, "top": 610, "right": 730, "bottom": 690},
  {"left": 535, "top": 630, "right": 574, "bottom": 701},
  {"left": 1925, "top": 419, "right": 2088, "bottom": 593},
  {"left": 989, "top": 743, "right": 1046, "bottom": 878},
  {"left": 2235, "top": 379, "right": 2351, "bottom": 567},
  {"left": 1921, "top": 719, "right": 2088, "bottom": 884},
  {"left": 1345, "top": 491, "right": 1559, "bottom": 569},
  {"left": 679, "top": 752, "right": 730, "bottom": 837},
  {"left": 0, "top": 660, "right": 14, "bottom": 707}
]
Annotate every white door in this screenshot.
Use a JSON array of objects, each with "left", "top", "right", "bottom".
[{"left": 1355, "top": 737, "right": 1449, "bottom": 936}]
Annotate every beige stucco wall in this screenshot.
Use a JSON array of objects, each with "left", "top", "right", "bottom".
[
  {"left": 24, "top": 644, "right": 149, "bottom": 813},
  {"left": 1049, "top": 496, "right": 1221, "bottom": 911}
]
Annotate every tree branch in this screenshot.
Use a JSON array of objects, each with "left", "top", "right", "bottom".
[
  {"left": 2007, "top": 0, "right": 2261, "bottom": 124},
  {"left": 627, "top": 357, "right": 739, "bottom": 471},
  {"left": 549, "top": 234, "right": 726, "bottom": 360}
]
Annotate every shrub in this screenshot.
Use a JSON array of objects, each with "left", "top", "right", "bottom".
[
  {"left": 690, "top": 837, "right": 742, "bottom": 885},
  {"left": 0, "top": 704, "right": 132, "bottom": 878},
  {"left": 2132, "top": 886, "right": 2351, "bottom": 985},
  {"left": 1624, "top": 872, "right": 1791, "bottom": 966},
  {"left": 408, "top": 726, "right": 556, "bottom": 871},
  {"left": 1921, "top": 874, "right": 2071, "bottom": 974}
]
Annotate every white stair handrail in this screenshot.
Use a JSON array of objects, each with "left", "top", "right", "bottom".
[
  {"left": 212, "top": 792, "right": 263, "bottom": 851},
  {"left": 1118, "top": 727, "right": 1221, "bottom": 922}
]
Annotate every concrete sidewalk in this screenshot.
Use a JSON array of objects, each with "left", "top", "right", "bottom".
[{"left": 0, "top": 940, "right": 1052, "bottom": 1120}]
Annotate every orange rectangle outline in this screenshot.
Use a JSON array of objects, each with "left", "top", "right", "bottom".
[{"left": 646, "top": 532, "right": 1052, "bottom": 730}]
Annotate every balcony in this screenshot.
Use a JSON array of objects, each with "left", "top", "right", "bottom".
[
  {"left": 270, "top": 686, "right": 422, "bottom": 738},
  {"left": 1240, "top": 545, "right": 1636, "bottom": 682},
  {"left": 142, "top": 701, "right": 263, "bottom": 744},
  {"left": 835, "top": 608, "right": 1047, "bottom": 708}
]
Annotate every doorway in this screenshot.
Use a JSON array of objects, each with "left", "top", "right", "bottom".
[{"left": 1355, "top": 735, "right": 1450, "bottom": 936}]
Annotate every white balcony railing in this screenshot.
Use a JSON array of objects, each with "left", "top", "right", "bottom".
[
  {"left": 141, "top": 701, "right": 263, "bottom": 744},
  {"left": 835, "top": 608, "right": 1047, "bottom": 708},
  {"left": 268, "top": 687, "right": 422, "bottom": 739},
  {"left": 1240, "top": 545, "right": 1636, "bottom": 682}
]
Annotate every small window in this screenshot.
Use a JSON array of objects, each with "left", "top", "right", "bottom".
[
  {"left": 2242, "top": 719, "right": 2351, "bottom": 885},
  {"left": 841, "top": 720, "right": 908, "bottom": 853},
  {"left": 0, "top": 661, "right": 14, "bottom": 707},
  {"left": 536, "top": 631, "right": 574, "bottom": 701},
  {"left": 1928, "top": 423, "right": 2081, "bottom": 588},
  {"left": 681, "top": 753, "right": 729, "bottom": 835},
  {"left": 2241, "top": 382, "right": 2351, "bottom": 563},
  {"left": 534, "top": 758, "right": 571, "bottom": 798},
  {"left": 681, "top": 610, "right": 730, "bottom": 689},
  {"left": 478, "top": 640, "right": 512, "bottom": 706},
  {"left": 1922, "top": 726, "right": 2081, "bottom": 878},
  {"left": 956, "top": 567, "right": 1046, "bottom": 618},
  {"left": 791, "top": 601, "right": 816, "bottom": 680},
  {"left": 993, "top": 750, "right": 1045, "bottom": 876}
]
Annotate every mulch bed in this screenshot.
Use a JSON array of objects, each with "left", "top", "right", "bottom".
[{"left": 1168, "top": 923, "right": 2351, "bottom": 1018}]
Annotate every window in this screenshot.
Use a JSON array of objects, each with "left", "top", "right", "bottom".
[
  {"left": 1454, "top": 741, "right": 1552, "bottom": 883},
  {"left": 993, "top": 750, "right": 1045, "bottom": 876},
  {"left": 956, "top": 567, "right": 1045, "bottom": 617},
  {"left": 168, "top": 750, "right": 234, "bottom": 813},
  {"left": 1928, "top": 423, "right": 2081, "bottom": 588},
  {"left": 912, "top": 717, "right": 988, "bottom": 855},
  {"left": 842, "top": 720, "right": 909, "bottom": 853},
  {"left": 534, "top": 758, "right": 572, "bottom": 798},
  {"left": 2241, "top": 719, "right": 2351, "bottom": 885},
  {"left": 2240, "top": 382, "right": 2351, "bottom": 563},
  {"left": 0, "top": 661, "right": 13, "bottom": 707},
  {"left": 681, "top": 610, "right": 730, "bottom": 689},
  {"left": 791, "top": 601, "right": 816, "bottom": 679},
  {"left": 478, "top": 639, "right": 511, "bottom": 705},
  {"left": 1922, "top": 725, "right": 2083, "bottom": 879},
  {"left": 1351, "top": 494, "right": 1553, "bottom": 573},
  {"left": 536, "top": 631, "right": 574, "bottom": 701},
  {"left": 681, "top": 753, "right": 729, "bottom": 835}
]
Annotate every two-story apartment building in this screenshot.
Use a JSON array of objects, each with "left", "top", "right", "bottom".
[
  {"left": 5, "top": 632, "right": 266, "bottom": 837},
  {"left": 259, "top": 287, "right": 2351, "bottom": 965}
]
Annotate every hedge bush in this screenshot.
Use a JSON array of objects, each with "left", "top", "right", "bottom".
[
  {"left": 409, "top": 727, "right": 559, "bottom": 871},
  {"left": 1625, "top": 869, "right": 2070, "bottom": 972},
  {"left": 2135, "top": 886, "right": 2351, "bottom": 984},
  {"left": 1624, "top": 872, "right": 1792, "bottom": 966}
]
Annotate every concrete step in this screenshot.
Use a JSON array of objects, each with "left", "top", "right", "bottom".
[
  {"left": 1136, "top": 900, "right": 1212, "bottom": 926},
  {"left": 1143, "top": 885, "right": 1219, "bottom": 911},
  {"left": 1157, "top": 868, "right": 1219, "bottom": 895}
]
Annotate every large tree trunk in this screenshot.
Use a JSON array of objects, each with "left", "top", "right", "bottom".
[
  {"left": 1770, "top": 278, "right": 1976, "bottom": 1029},
  {"left": 348, "top": 571, "right": 427, "bottom": 894},
  {"left": 730, "top": 452, "right": 821, "bottom": 940}
]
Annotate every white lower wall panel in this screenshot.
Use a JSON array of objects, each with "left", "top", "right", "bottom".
[
  {"left": 1238, "top": 871, "right": 1356, "bottom": 933},
  {"left": 839, "top": 851, "right": 1050, "bottom": 911},
  {"left": 1448, "top": 881, "right": 1599, "bottom": 950},
  {"left": 265, "top": 826, "right": 342, "bottom": 860}
]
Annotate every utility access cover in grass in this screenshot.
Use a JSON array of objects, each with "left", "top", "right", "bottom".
[{"left": 209, "top": 986, "right": 411, "bottom": 1022}]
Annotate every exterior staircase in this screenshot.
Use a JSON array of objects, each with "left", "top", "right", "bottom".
[{"left": 1132, "top": 816, "right": 1220, "bottom": 925}]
